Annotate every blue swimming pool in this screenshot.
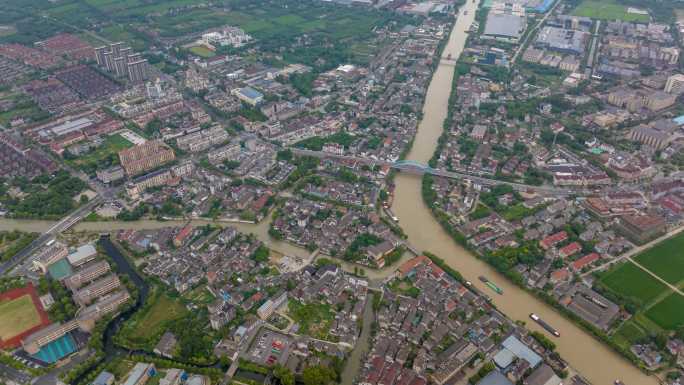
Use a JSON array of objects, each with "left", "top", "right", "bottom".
[{"left": 32, "top": 333, "right": 77, "bottom": 364}]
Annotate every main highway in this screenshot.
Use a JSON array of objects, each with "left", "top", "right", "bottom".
[{"left": 0, "top": 195, "right": 103, "bottom": 276}]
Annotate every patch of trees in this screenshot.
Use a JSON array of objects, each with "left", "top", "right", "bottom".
[
  {"left": 38, "top": 277, "right": 77, "bottom": 323},
  {"left": 4, "top": 171, "right": 87, "bottom": 219},
  {"left": 117, "top": 203, "right": 150, "bottom": 221},
  {"left": 344, "top": 233, "right": 382, "bottom": 262}
]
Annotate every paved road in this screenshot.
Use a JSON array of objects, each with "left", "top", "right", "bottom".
[
  {"left": 291, "top": 148, "right": 588, "bottom": 196},
  {"left": 0, "top": 196, "right": 103, "bottom": 276},
  {"left": 291, "top": 148, "right": 656, "bottom": 198},
  {"left": 511, "top": 0, "right": 563, "bottom": 63},
  {"left": 0, "top": 363, "right": 33, "bottom": 385}
]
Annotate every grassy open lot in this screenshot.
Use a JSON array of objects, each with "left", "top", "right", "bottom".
[
  {"left": 0, "top": 295, "right": 41, "bottom": 340},
  {"left": 611, "top": 320, "right": 647, "bottom": 350},
  {"left": 106, "top": 357, "right": 137, "bottom": 380},
  {"left": 644, "top": 293, "right": 684, "bottom": 330},
  {"left": 188, "top": 45, "right": 216, "bottom": 58},
  {"left": 182, "top": 286, "right": 215, "bottom": 305},
  {"left": 0, "top": 94, "right": 48, "bottom": 127},
  {"left": 118, "top": 289, "right": 187, "bottom": 349},
  {"left": 598, "top": 261, "right": 669, "bottom": 307},
  {"left": 634, "top": 231, "right": 684, "bottom": 287},
  {"left": 571, "top": 0, "right": 650, "bottom": 22},
  {"left": 129, "top": 294, "right": 186, "bottom": 339},
  {"left": 99, "top": 25, "right": 148, "bottom": 51},
  {"left": 65, "top": 134, "right": 133, "bottom": 176},
  {"left": 288, "top": 299, "right": 335, "bottom": 341}
]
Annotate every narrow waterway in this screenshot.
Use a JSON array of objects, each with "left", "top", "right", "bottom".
[
  {"left": 0, "top": 217, "right": 404, "bottom": 281},
  {"left": 390, "top": 1, "right": 657, "bottom": 384},
  {"left": 98, "top": 236, "right": 150, "bottom": 357},
  {"left": 340, "top": 292, "right": 375, "bottom": 385},
  {"left": 0, "top": 218, "right": 310, "bottom": 261}
]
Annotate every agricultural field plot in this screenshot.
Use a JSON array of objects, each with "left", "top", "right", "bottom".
[
  {"left": 144, "top": 0, "right": 408, "bottom": 43},
  {"left": 598, "top": 261, "right": 669, "bottom": 307},
  {"left": 0, "top": 295, "right": 41, "bottom": 340},
  {"left": 571, "top": 0, "right": 650, "bottom": 22},
  {"left": 65, "top": 134, "right": 133, "bottom": 176},
  {"left": 633, "top": 231, "right": 684, "bottom": 287},
  {"left": 84, "top": 0, "right": 144, "bottom": 13},
  {"left": 129, "top": 294, "right": 186, "bottom": 338},
  {"left": 644, "top": 293, "right": 684, "bottom": 330}
]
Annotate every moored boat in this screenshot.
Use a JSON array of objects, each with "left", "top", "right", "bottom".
[{"left": 530, "top": 313, "right": 560, "bottom": 337}]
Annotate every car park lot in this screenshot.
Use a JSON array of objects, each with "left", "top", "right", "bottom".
[{"left": 247, "top": 329, "right": 292, "bottom": 367}]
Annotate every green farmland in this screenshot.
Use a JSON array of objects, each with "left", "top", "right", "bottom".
[
  {"left": 634, "top": 231, "right": 684, "bottom": 287},
  {"left": 598, "top": 261, "right": 668, "bottom": 307},
  {"left": 571, "top": 0, "right": 650, "bottom": 22},
  {"left": 644, "top": 293, "right": 684, "bottom": 330}
]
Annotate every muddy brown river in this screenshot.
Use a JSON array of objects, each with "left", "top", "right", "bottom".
[
  {"left": 0, "top": 3, "right": 658, "bottom": 384},
  {"left": 390, "top": 2, "right": 657, "bottom": 384}
]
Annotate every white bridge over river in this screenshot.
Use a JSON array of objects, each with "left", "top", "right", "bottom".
[{"left": 291, "top": 148, "right": 607, "bottom": 197}]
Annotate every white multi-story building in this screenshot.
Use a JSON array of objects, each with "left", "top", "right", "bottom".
[
  {"left": 665, "top": 73, "right": 684, "bottom": 94},
  {"left": 201, "top": 26, "right": 252, "bottom": 48},
  {"left": 175, "top": 125, "right": 229, "bottom": 152}
]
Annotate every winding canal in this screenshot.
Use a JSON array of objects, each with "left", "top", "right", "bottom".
[
  {"left": 340, "top": 292, "right": 375, "bottom": 385},
  {"left": 98, "top": 236, "right": 150, "bottom": 359},
  {"left": 76, "top": 237, "right": 223, "bottom": 383}
]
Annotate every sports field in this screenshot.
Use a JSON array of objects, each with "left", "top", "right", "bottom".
[
  {"left": 634, "top": 231, "right": 684, "bottom": 286},
  {"left": 0, "top": 295, "right": 41, "bottom": 340},
  {"left": 188, "top": 45, "right": 215, "bottom": 58},
  {"left": 0, "top": 284, "right": 50, "bottom": 350},
  {"left": 572, "top": 0, "right": 650, "bottom": 22},
  {"left": 598, "top": 261, "right": 668, "bottom": 306}
]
